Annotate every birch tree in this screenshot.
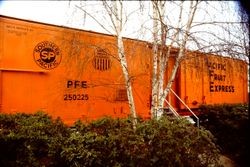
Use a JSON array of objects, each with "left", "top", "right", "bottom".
[
  {"left": 75, "top": 1, "right": 138, "bottom": 128},
  {"left": 151, "top": 1, "right": 159, "bottom": 118},
  {"left": 149, "top": 1, "right": 248, "bottom": 118},
  {"left": 185, "top": 1, "right": 249, "bottom": 61},
  {"left": 70, "top": 1, "right": 247, "bottom": 121},
  {"left": 108, "top": 1, "right": 138, "bottom": 127},
  {"left": 150, "top": 0, "right": 199, "bottom": 118}
]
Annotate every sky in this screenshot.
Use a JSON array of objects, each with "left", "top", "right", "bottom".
[
  {"left": 0, "top": 1, "right": 148, "bottom": 39},
  {"left": 0, "top": 1, "right": 75, "bottom": 27},
  {"left": 0, "top": 1, "right": 240, "bottom": 37}
]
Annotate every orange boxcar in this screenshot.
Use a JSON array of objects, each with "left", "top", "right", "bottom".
[{"left": 0, "top": 15, "right": 248, "bottom": 124}]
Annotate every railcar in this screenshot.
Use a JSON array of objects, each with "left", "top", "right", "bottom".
[{"left": 0, "top": 15, "right": 248, "bottom": 124}]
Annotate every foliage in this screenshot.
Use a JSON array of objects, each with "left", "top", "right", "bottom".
[
  {"left": 0, "top": 112, "right": 69, "bottom": 167},
  {"left": 0, "top": 112, "right": 220, "bottom": 167},
  {"left": 199, "top": 104, "right": 249, "bottom": 167},
  {"left": 135, "top": 118, "right": 220, "bottom": 167},
  {"left": 61, "top": 118, "right": 142, "bottom": 167}
]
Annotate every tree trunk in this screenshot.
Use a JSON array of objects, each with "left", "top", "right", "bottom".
[
  {"left": 159, "top": 47, "right": 184, "bottom": 107},
  {"left": 151, "top": 1, "right": 159, "bottom": 118},
  {"left": 157, "top": 0, "right": 167, "bottom": 117},
  {"left": 114, "top": 1, "right": 137, "bottom": 128},
  {"left": 159, "top": 1, "right": 198, "bottom": 108},
  {"left": 117, "top": 35, "right": 137, "bottom": 128}
]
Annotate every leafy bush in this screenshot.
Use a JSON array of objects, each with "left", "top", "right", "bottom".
[
  {"left": 135, "top": 118, "right": 220, "bottom": 167},
  {"left": 61, "top": 118, "right": 147, "bottom": 167},
  {"left": 61, "top": 117, "right": 220, "bottom": 167},
  {"left": 0, "top": 112, "right": 69, "bottom": 167},
  {"left": 199, "top": 104, "right": 249, "bottom": 167},
  {"left": 0, "top": 112, "right": 221, "bottom": 167}
]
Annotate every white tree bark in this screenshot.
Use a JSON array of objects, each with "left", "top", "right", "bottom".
[
  {"left": 75, "top": 0, "right": 138, "bottom": 128},
  {"left": 151, "top": 1, "right": 159, "bottom": 118},
  {"left": 150, "top": 0, "right": 199, "bottom": 118},
  {"left": 156, "top": 1, "right": 167, "bottom": 116},
  {"left": 112, "top": 1, "right": 138, "bottom": 128},
  {"left": 160, "top": 1, "right": 199, "bottom": 109},
  {"left": 117, "top": 35, "right": 137, "bottom": 127}
]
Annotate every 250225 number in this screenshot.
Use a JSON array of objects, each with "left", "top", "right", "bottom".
[{"left": 64, "top": 94, "right": 89, "bottom": 101}]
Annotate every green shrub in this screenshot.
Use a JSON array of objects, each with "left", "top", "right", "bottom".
[
  {"left": 135, "top": 117, "right": 220, "bottom": 167},
  {"left": 0, "top": 112, "right": 221, "bottom": 167},
  {"left": 199, "top": 104, "right": 249, "bottom": 167},
  {"left": 61, "top": 117, "right": 146, "bottom": 167},
  {"left": 0, "top": 112, "right": 69, "bottom": 167},
  {"left": 61, "top": 117, "right": 220, "bottom": 167}
]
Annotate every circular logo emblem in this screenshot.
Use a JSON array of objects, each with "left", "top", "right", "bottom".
[{"left": 33, "top": 41, "right": 61, "bottom": 70}]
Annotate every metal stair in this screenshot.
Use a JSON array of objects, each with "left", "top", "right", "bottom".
[{"left": 164, "top": 88, "right": 199, "bottom": 128}]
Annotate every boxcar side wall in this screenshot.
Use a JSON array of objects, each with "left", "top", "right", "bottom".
[
  {"left": 179, "top": 52, "right": 248, "bottom": 109},
  {"left": 0, "top": 16, "right": 152, "bottom": 124},
  {"left": 0, "top": 16, "right": 248, "bottom": 123}
]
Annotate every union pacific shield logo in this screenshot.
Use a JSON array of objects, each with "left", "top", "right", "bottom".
[{"left": 33, "top": 41, "right": 61, "bottom": 70}]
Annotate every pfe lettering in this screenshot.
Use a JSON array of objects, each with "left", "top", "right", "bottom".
[{"left": 67, "top": 80, "right": 87, "bottom": 89}]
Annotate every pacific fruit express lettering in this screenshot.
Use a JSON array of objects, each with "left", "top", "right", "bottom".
[{"left": 208, "top": 61, "right": 235, "bottom": 93}]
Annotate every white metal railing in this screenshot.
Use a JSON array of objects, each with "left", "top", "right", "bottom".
[
  {"left": 169, "top": 88, "right": 199, "bottom": 128},
  {"left": 164, "top": 99, "right": 180, "bottom": 118}
]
